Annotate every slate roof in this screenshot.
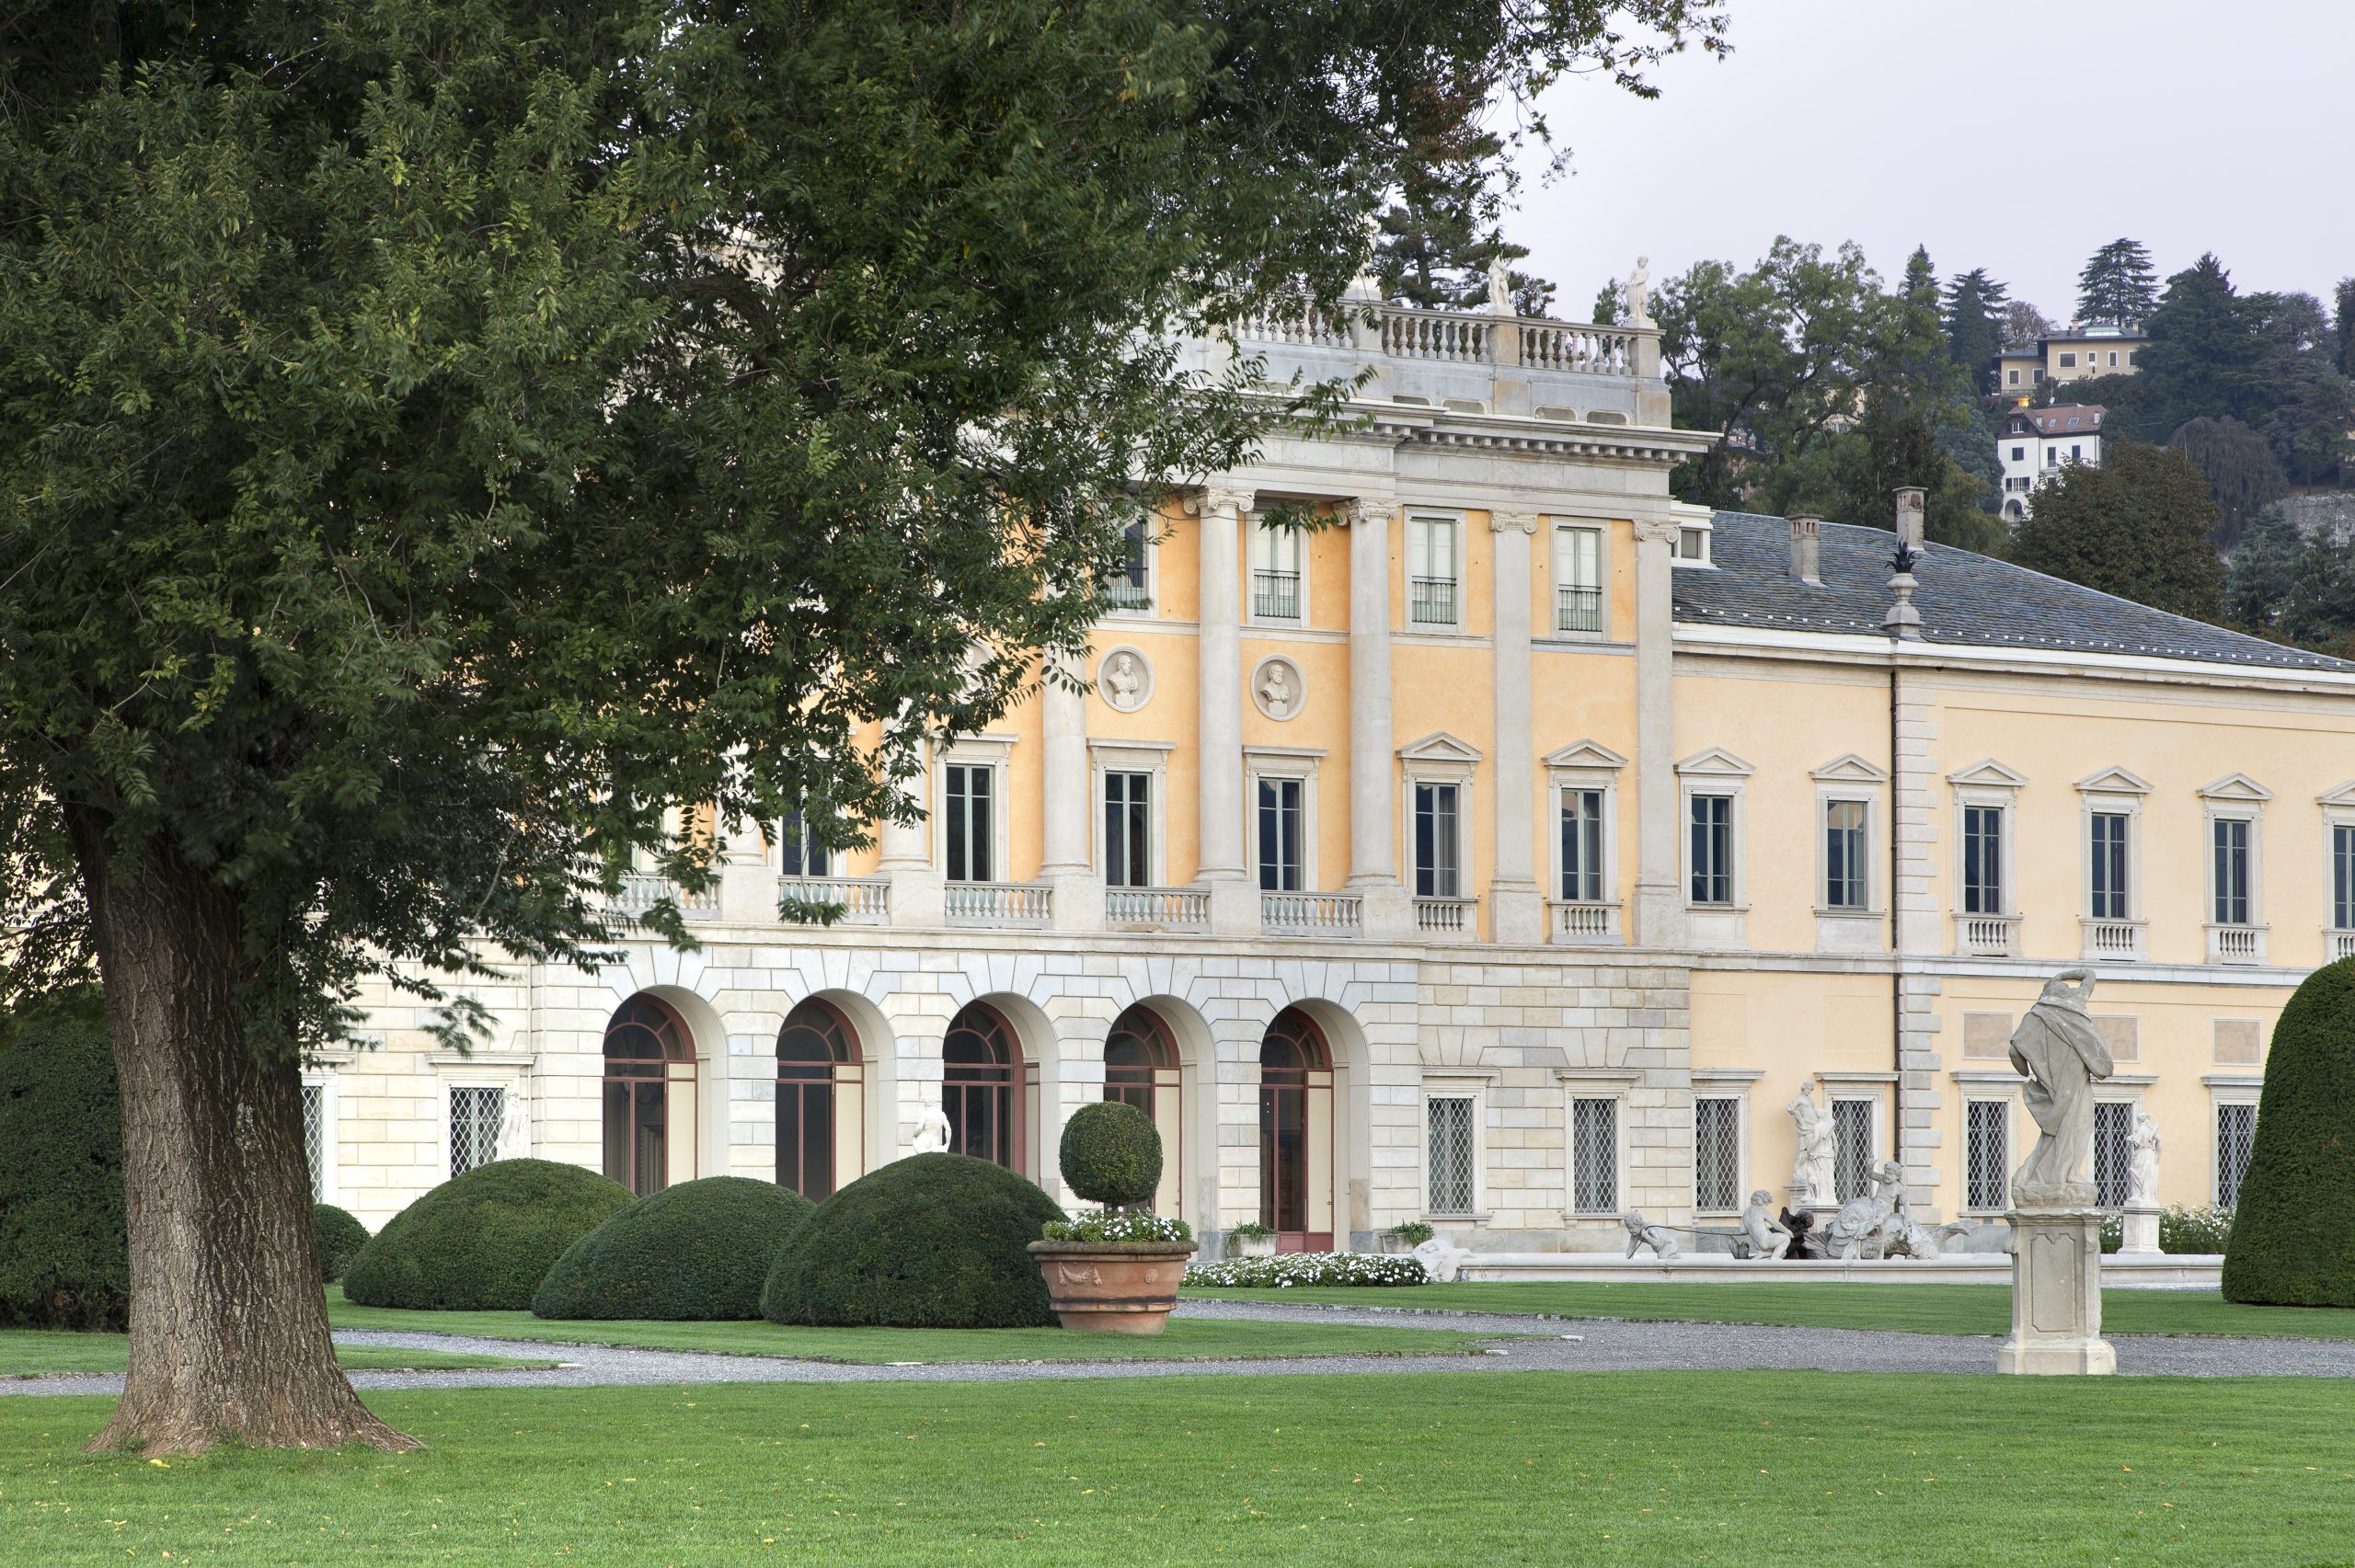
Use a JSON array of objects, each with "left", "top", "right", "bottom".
[{"left": 1676, "top": 511, "right": 2353, "bottom": 673}]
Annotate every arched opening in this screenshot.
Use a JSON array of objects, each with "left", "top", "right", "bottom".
[
  {"left": 1105, "top": 1003, "right": 1182, "bottom": 1213},
  {"left": 776, "top": 999, "right": 865, "bottom": 1201},
  {"left": 1258, "top": 1007, "right": 1334, "bottom": 1251},
  {"left": 943, "top": 1001, "right": 1027, "bottom": 1173},
  {"left": 603, "top": 995, "right": 698, "bottom": 1196}
]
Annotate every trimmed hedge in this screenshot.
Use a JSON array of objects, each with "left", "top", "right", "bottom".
[
  {"left": 0, "top": 989, "right": 128, "bottom": 1331},
  {"left": 343, "top": 1159, "right": 634, "bottom": 1310},
  {"left": 762, "top": 1153, "right": 1065, "bottom": 1328},
  {"left": 2223, "top": 958, "right": 2355, "bottom": 1306},
  {"left": 314, "top": 1204, "right": 371, "bottom": 1284},
  {"left": 1058, "top": 1101, "right": 1161, "bottom": 1207},
  {"left": 534, "top": 1177, "right": 814, "bottom": 1321}
]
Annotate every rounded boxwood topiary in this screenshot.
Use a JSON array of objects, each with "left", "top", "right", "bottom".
[
  {"left": 314, "top": 1204, "right": 371, "bottom": 1284},
  {"left": 762, "top": 1153, "right": 1065, "bottom": 1328},
  {"left": 342, "top": 1158, "right": 634, "bottom": 1310},
  {"left": 1058, "top": 1100, "right": 1162, "bottom": 1207},
  {"left": 0, "top": 989, "right": 128, "bottom": 1331},
  {"left": 2223, "top": 958, "right": 2355, "bottom": 1306},
  {"left": 533, "top": 1176, "right": 814, "bottom": 1321}
]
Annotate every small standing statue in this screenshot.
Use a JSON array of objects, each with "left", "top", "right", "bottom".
[
  {"left": 1739, "top": 1190, "right": 1793, "bottom": 1261},
  {"left": 1487, "top": 255, "right": 1514, "bottom": 315},
  {"left": 2128, "top": 1110, "right": 2162, "bottom": 1207},
  {"left": 2007, "top": 968, "right": 2114, "bottom": 1206},
  {"left": 1623, "top": 255, "right": 1654, "bottom": 327},
  {"left": 912, "top": 1104, "right": 954, "bottom": 1156},
  {"left": 1623, "top": 1210, "right": 1681, "bottom": 1260},
  {"left": 1786, "top": 1082, "right": 1837, "bottom": 1208}
]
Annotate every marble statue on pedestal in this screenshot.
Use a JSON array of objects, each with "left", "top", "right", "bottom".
[
  {"left": 1786, "top": 1082, "right": 1837, "bottom": 1208},
  {"left": 912, "top": 1104, "right": 954, "bottom": 1155},
  {"left": 2128, "top": 1110, "right": 2161, "bottom": 1207},
  {"left": 1487, "top": 256, "right": 1513, "bottom": 315},
  {"left": 1623, "top": 1211, "right": 1681, "bottom": 1260},
  {"left": 1739, "top": 1191, "right": 1793, "bottom": 1260},
  {"left": 1624, "top": 256, "right": 1654, "bottom": 327},
  {"left": 2007, "top": 969, "right": 2115, "bottom": 1206}
]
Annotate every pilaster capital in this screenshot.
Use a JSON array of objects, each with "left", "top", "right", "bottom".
[
  {"left": 1340, "top": 494, "right": 1395, "bottom": 530},
  {"left": 1489, "top": 509, "right": 1541, "bottom": 535},
  {"left": 1632, "top": 518, "right": 1683, "bottom": 545},
  {"left": 1200, "top": 485, "right": 1256, "bottom": 519}
]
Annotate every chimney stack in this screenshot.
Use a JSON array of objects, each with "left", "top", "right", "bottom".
[
  {"left": 1894, "top": 486, "right": 1926, "bottom": 551},
  {"left": 1788, "top": 514, "right": 1822, "bottom": 584}
]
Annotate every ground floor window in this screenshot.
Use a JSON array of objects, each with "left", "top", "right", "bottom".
[
  {"left": 1570, "top": 1097, "right": 1618, "bottom": 1216},
  {"left": 1964, "top": 1099, "right": 2008, "bottom": 1212},
  {"left": 2215, "top": 1103, "right": 2257, "bottom": 1207},
  {"left": 450, "top": 1086, "right": 505, "bottom": 1179},
  {"left": 1832, "top": 1098, "right": 1875, "bottom": 1203},
  {"left": 603, "top": 994, "right": 696, "bottom": 1196},
  {"left": 776, "top": 999, "right": 862, "bottom": 1201},
  {"left": 1258, "top": 1009, "right": 1333, "bottom": 1250},
  {"left": 1425, "top": 1095, "right": 1476, "bottom": 1217},
  {"left": 943, "top": 1001, "right": 1024, "bottom": 1173},
  {"left": 2093, "top": 1101, "right": 2134, "bottom": 1208},
  {"left": 301, "top": 1082, "right": 326, "bottom": 1201},
  {"left": 1692, "top": 1097, "right": 1740, "bottom": 1212}
]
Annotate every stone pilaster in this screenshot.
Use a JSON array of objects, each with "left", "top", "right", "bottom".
[
  {"left": 1198, "top": 486, "right": 1256, "bottom": 934},
  {"left": 879, "top": 743, "right": 943, "bottom": 927},
  {"left": 1040, "top": 654, "right": 1102, "bottom": 931},
  {"left": 1891, "top": 665, "right": 1944, "bottom": 1213},
  {"left": 1346, "top": 493, "right": 1413, "bottom": 937},
  {"left": 1488, "top": 509, "right": 1543, "bottom": 944},
  {"left": 1628, "top": 517, "right": 1684, "bottom": 948}
]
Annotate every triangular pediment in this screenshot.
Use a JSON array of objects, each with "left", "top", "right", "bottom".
[
  {"left": 1810, "top": 753, "right": 1890, "bottom": 784},
  {"left": 1396, "top": 730, "right": 1483, "bottom": 764},
  {"left": 1544, "top": 738, "right": 1628, "bottom": 771},
  {"left": 1675, "top": 746, "right": 1753, "bottom": 778},
  {"left": 2200, "top": 772, "right": 2273, "bottom": 803},
  {"left": 2074, "top": 766, "right": 2152, "bottom": 795},
  {"left": 2318, "top": 780, "right": 2355, "bottom": 808},
  {"left": 1947, "top": 758, "right": 2028, "bottom": 789}
]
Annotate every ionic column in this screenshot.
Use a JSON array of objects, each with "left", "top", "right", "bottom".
[
  {"left": 1198, "top": 486, "right": 1256, "bottom": 934},
  {"left": 880, "top": 738, "right": 944, "bottom": 926},
  {"left": 1628, "top": 518, "right": 1684, "bottom": 948},
  {"left": 1042, "top": 652, "right": 1102, "bottom": 930},
  {"left": 1488, "top": 510, "right": 1543, "bottom": 944},
  {"left": 1346, "top": 493, "right": 1414, "bottom": 937}
]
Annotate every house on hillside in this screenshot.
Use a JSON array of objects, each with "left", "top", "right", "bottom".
[
  {"left": 1997, "top": 403, "right": 2106, "bottom": 522},
  {"left": 1998, "top": 324, "right": 2146, "bottom": 402}
]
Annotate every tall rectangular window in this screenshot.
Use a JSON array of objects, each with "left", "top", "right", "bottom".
[
  {"left": 1559, "top": 788, "right": 1604, "bottom": 903},
  {"left": 450, "top": 1086, "right": 505, "bottom": 1179},
  {"left": 1965, "top": 1099, "right": 2008, "bottom": 1211},
  {"left": 1962, "top": 805, "right": 2005, "bottom": 914},
  {"left": 2211, "top": 817, "right": 2251, "bottom": 925},
  {"left": 1426, "top": 1096, "right": 1477, "bottom": 1216},
  {"left": 1570, "top": 1097, "right": 1618, "bottom": 1215},
  {"left": 1414, "top": 783, "right": 1460, "bottom": 898},
  {"left": 1688, "top": 795, "right": 1733, "bottom": 905},
  {"left": 1257, "top": 777, "right": 1304, "bottom": 891},
  {"left": 1103, "top": 772, "right": 1151, "bottom": 887},
  {"left": 1109, "top": 518, "right": 1152, "bottom": 610},
  {"left": 777, "top": 808, "right": 830, "bottom": 878},
  {"left": 1251, "top": 520, "right": 1302, "bottom": 619},
  {"left": 2088, "top": 812, "right": 2128, "bottom": 919},
  {"left": 1832, "top": 1098, "right": 1875, "bottom": 1203},
  {"left": 1693, "top": 1097, "right": 1740, "bottom": 1212},
  {"left": 2094, "top": 1101, "right": 2133, "bottom": 1209},
  {"left": 1823, "top": 799, "right": 1867, "bottom": 910},
  {"left": 2215, "top": 1103, "right": 2257, "bottom": 1207},
  {"left": 2336, "top": 824, "right": 2355, "bottom": 930},
  {"left": 301, "top": 1083, "right": 326, "bottom": 1201},
  {"left": 1407, "top": 515, "right": 1458, "bottom": 624},
  {"left": 945, "top": 764, "right": 994, "bottom": 882},
  {"left": 1554, "top": 526, "right": 1602, "bottom": 632}
]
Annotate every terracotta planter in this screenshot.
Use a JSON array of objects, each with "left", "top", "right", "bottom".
[{"left": 1028, "top": 1240, "right": 1199, "bottom": 1333}]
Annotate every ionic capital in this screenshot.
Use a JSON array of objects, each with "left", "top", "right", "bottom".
[
  {"left": 1200, "top": 485, "right": 1257, "bottom": 519},
  {"left": 1632, "top": 518, "right": 1683, "bottom": 545},
  {"left": 1340, "top": 494, "right": 1394, "bottom": 529},
  {"left": 1489, "top": 509, "right": 1541, "bottom": 535}
]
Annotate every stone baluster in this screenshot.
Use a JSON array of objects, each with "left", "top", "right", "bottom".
[
  {"left": 1488, "top": 510, "right": 1543, "bottom": 943},
  {"left": 1346, "top": 494, "right": 1414, "bottom": 937},
  {"left": 1628, "top": 517, "right": 1684, "bottom": 948},
  {"left": 1199, "top": 486, "right": 1258, "bottom": 934}
]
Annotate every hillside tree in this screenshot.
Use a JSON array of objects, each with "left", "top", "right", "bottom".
[
  {"left": 2169, "top": 417, "right": 2289, "bottom": 545},
  {"left": 2010, "top": 442, "right": 2224, "bottom": 621},
  {"left": 1940, "top": 266, "right": 2010, "bottom": 392},
  {"left": 2076, "top": 237, "right": 2159, "bottom": 326}
]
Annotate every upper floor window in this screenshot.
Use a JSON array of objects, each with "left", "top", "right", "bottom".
[
  {"left": 945, "top": 763, "right": 994, "bottom": 882},
  {"left": 1257, "top": 777, "right": 1304, "bottom": 891},
  {"left": 2089, "top": 812, "right": 2129, "bottom": 920},
  {"left": 1407, "top": 515, "right": 1459, "bottom": 625},
  {"left": 2334, "top": 823, "right": 2355, "bottom": 931},
  {"left": 2010, "top": 445, "right": 2025, "bottom": 462},
  {"left": 2211, "top": 817, "right": 2253, "bottom": 926},
  {"left": 2059, "top": 351, "right": 2077, "bottom": 367},
  {"left": 1688, "top": 794, "right": 1734, "bottom": 906},
  {"left": 1560, "top": 788, "right": 1604, "bottom": 903},
  {"left": 777, "top": 808, "right": 831, "bottom": 878},
  {"left": 1961, "top": 805, "right": 2005, "bottom": 914},
  {"left": 1109, "top": 518, "right": 1152, "bottom": 612},
  {"left": 1822, "top": 799, "right": 1868, "bottom": 911},
  {"left": 2107, "top": 350, "right": 2119, "bottom": 367},
  {"left": 1251, "top": 519, "right": 1302, "bottom": 621},
  {"left": 1675, "top": 527, "right": 1709, "bottom": 562},
  {"left": 1554, "top": 525, "right": 1602, "bottom": 633},
  {"left": 2127, "top": 349, "right": 2139, "bottom": 365},
  {"left": 2006, "top": 369, "right": 2020, "bottom": 385},
  {"left": 1414, "top": 783, "right": 1461, "bottom": 898},
  {"left": 1103, "top": 771, "right": 1151, "bottom": 887}
]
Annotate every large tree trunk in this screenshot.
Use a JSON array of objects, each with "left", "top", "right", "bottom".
[{"left": 71, "top": 814, "right": 416, "bottom": 1455}]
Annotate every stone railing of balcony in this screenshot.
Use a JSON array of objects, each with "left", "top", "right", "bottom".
[
  {"left": 1105, "top": 886, "right": 1211, "bottom": 932},
  {"left": 1251, "top": 568, "right": 1301, "bottom": 620},
  {"left": 1956, "top": 913, "right": 2020, "bottom": 957},
  {"left": 1549, "top": 900, "right": 1620, "bottom": 944},
  {"left": 1407, "top": 576, "right": 1457, "bottom": 626},
  {"left": 1555, "top": 584, "right": 1603, "bottom": 634},
  {"left": 2080, "top": 917, "right": 2144, "bottom": 962},
  {"left": 779, "top": 876, "right": 891, "bottom": 924},
  {"left": 2331, "top": 928, "right": 2355, "bottom": 962},
  {"left": 2205, "top": 923, "right": 2267, "bottom": 965},
  {"left": 611, "top": 870, "right": 721, "bottom": 921},
  {"left": 1413, "top": 896, "right": 1478, "bottom": 938},
  {"left": 945, "top": 880, "right": 1053, "bottom": 928},
  {"left": 1106, "top": 577, "right": 1153, "bottom": 612},
  {"left": 1260, "top": 890, "right": 1363, "bottom": 936}
]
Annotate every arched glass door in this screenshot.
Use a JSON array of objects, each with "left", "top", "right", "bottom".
[
  {"left": 1258, "top": 1008, "right": 1333, "bottom": 1251},
  {"left": 1105, "top": 1004, "right": 1181, "bottom": 1213},
  {"left": 776, "top": 999, "right": 863, "bottom": 1200},
  {"left": 943, "top": 1002, "right": 1024, "bottom": 1173},
  {"left": 604, "top": 996, "right": 697, "bottom": 1196}
]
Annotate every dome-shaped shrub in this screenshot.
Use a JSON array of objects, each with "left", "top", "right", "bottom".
[
  {"left": 762, "top": 1153, "right": 1065, "bottom": 1328},
  {"left": 314, "top": 1204, "right": 371, "bottom": 1284},
  {"left": 1059, "top": 1101, "right": 1162, "bottom": 1207},
  {"left": 343, "top": 1159, "right": 633, "bottom": 1310},
  {"left": 2223, "top": 959, "right": 2355, "bottom": 1306},
  {"left": 533, "top": 1176, "right": 814, "bottom": 1321},
  {"left": 0, "top": 989, "right": 127, "bottom": 1331}
]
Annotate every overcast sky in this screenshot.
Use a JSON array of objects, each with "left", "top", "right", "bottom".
[{"left": 1511, "top": 0, "right": 2351, "bottom": 323}]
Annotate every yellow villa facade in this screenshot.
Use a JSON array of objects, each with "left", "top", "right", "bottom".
[{"left": 322, "top": 294, "right": 2355, "bottom": 1257}]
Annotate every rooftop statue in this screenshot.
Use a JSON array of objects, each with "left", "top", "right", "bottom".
[{"left": 2007, "top": 968, "right": 2114, "bottom": 1207}]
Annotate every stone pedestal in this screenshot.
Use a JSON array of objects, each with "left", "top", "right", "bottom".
[
  {"left": 1998, "top": 1207, "right": 2116, "bottom": 1376},
  {"left": 2120, "top": 1203, "right": 2161, "bottom": 1255}
]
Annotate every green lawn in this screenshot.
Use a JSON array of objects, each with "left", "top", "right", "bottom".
[
  {"left": 0, "top": 1331, "right": 551, "bottom": 1379},
  {"left": 5, "top": 1373, "right": 2352, "bottom": 1564},
  {"left": 1188, "top": 1282, "right": 2355, "bottom": 1340},
  {"left": 323, "top": 1288, "right": 1496, "bottom": 1363}
]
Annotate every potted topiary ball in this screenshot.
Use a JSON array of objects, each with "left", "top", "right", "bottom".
[{"left": 1028, "top": 1101, "right": 1196, "bottom": 1333}]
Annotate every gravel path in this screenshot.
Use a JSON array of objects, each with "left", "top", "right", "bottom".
[{"left": 9, "top": 1301, "right": 2350, "bottom": 1399}]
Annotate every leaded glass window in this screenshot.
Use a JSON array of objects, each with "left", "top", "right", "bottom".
[
  {"left": 1426, "top": 1095, "right": 1476, "bottom": 1216},
  {"left": 1571, "top": 1097, "right": 1618, "bottom": 1215},
  {"left": 2215, "top": 1103, "right": 2256, "bottom": 1207},
  {"left": 1832, "top": 1098, "right": 1875, "bottom": 1203},
  {"left": 1693, "top": 1097, "right": 1740, "bottom": 1212},
  {"left": 2094, "top": 1101, "right": 2133, "bottom": 1209},
  {"left": 450, "top": 1086, "right": 505, "bottom": 1179},
  {"left": 1965, "top": 1099, "right": 2008, "bottom": 1211},
  {"left": 301, "top": 1083, "right": 325, "bottom": 1201}
]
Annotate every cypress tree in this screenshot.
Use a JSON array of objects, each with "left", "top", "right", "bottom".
[{"left": 2221, "top": 958, "right": 2355, "bottom": 1307}]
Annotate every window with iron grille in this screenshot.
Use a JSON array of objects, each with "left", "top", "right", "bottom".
[
  {"left": 2211, "top": 817, "right": 2252, "bottom": 925},
  {"left": 2335, "top": 823, "right": 2355, "bottom": 930},
  {"left": 1693, "top": 1097, "right": 1740, "bottom": 1211},
  {"left": 1407, "top": 516, "right": 1458, "bottom": 624},
  {"left": 1559, "top": 788, "right": 1604, "bottom": 903},
  {"left": 1965, "top": 1100, "right": 2008, "bottom": 1211},
  {"left": 1554, "top": 526, "right": 1602, "bottom": 632},
  {"left": 2215, "top": 1103, "right": 2256, "bottom": 1207},
  {"left": 2088, "top": 812, "right": 2128, "bottom": 919},
  {"left": 1109, "top": 519, "right": 1152, "bottom": 610},
  {"left": 1832, "top": 1098, "right": 1875, "bottom": 1203},
  {"left": 945, "top": 764, "right": 994, "bottom": 882},
  {"left": 1251, "top": 520, "right": 1302, "bottom": 619},
  {"left": 1823, "top": 799, "right": 1867, "bottom": 910},
  {"left": 1570, "top": 1097, "right": 1618, "bottom": 1215},
  {"left": 1426, "top": 1095, "right": 1477, "bottom": 1216},
  {"left": 301, "top": 1083, "right": 325, "bottom": 1202},
  {"left": 1688, "top": 795, "right": 1733, "bottom": 905},
  {"left": 2094, "top": 1100, "right": 2133, "bottom": 1208},
  {"left": 1103, "top": 772, "right": 1151, "bottom": 887},
  {"left": 1962, "top": 805, "right": 2005, "bottom": 914},
  {"left": 450, "top": 1086, "right": 506, "bottom": 1179},
  {"left": 1414, "top": 783, "right": 1460, "bottom": 898}
]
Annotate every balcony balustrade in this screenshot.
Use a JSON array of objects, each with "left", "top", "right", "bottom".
[
  {"left": 1260, "top": 890, "right": 1363, "bottom": 936},
  {"left": 1413, "top": 897, "right": 1477, "bottom": 937},
  {"left": 2331, "top": 929, "right": 2355, "bottom": 962},
  {"left": 2205, "top": 923, "right": 2266, "bottom": 965},
  {"left": 1555, "top": 584, "right": 1603, "bottom": 633},
  {"left": 1105, "top": 886, "right": 1211, "bottom": 932},
  {"left": 2080, "top": 917, "right": 2144, "bottom": 962},
  {"left": 1407, "top": 576, "right": 1457, "bottom": 625},
  {"left": 945, "top": 881, "right": 1053, "bottom": 928},
  {"left": 1106, "top": 577, "right": 1153, "bottom": 612},
  {"left": 1957, "top": 913, "right": 2020, "bottom": 956},
  {"left": 1252, "top": 568, "right": 1301, "bottom": 620},
  {"left": 779, "top": 876, "right": 891, "bottom": 924},
  {"left": 610, "top": 870, "right": 720, "bottom": 921},
  {"left": 1549, "top": 900, "right": 1619, "bottom": 944}
]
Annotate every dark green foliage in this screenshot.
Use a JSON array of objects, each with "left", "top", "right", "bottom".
[
  {"left": 2223, "top": 960, "right": 2355, "bottom": 1306},
  {"left": 2008, "top": 441, "right": 2224, "bottom": 622},
  {"left": 533, "top": 1177, "right": 814, "bottom": 1321},
  {"left": 2337, "top": 279, "right": 2355, "bottom": 377},
  {"left": 2168, "top": 417, "right": 2288, "bottom": 546},
  {"left": 2227, "top": 505, "right": 2355, "bottom": 654},
  {"left": 2133, "top": 255, "right": 2267, "bottom": 443},
  {"left": 343, "top": 1160, "right": 634, "bottom": 1311},
  {"left": 762, "top": 1154, "right": 1065, "bottom": 1329},
  {"left": 1939, "top": 267, "right": 2009, "bottom": 393},
  {"left": 1059, "top": 1102, "right": 1164, "bottom": 1207},
  {"left": 314, "top": 1205, "right": 371, "bottom": 1285},
  {"left": 0, "top": 990, "right": 126, "bottom": 1330},
  {"left": 2075, "top": 238, "right": 2158, "bottom": 327}
]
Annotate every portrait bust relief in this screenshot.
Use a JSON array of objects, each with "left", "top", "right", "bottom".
[
  {"left": 1097, "top": 647, "right": 1153, "bottom": 713},
  {"left": 1251, "top": 656, "right": 1304, "bottom": 721}
]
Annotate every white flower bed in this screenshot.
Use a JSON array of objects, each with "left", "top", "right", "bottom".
[
  {"left": 1186, "top": 1252, "right": 1429, "bottom": 1288},
  {"left": 1040, "top": 1207, "right": 1193, "bottom": 1244}
]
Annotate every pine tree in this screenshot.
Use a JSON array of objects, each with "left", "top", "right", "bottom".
[
  {"left": 1940, "top": 268, "right": 2010, "bottom": 392},
  {"left": 2010, "top": 442, "right": 2224, "bottom": 621},
  {"left": 2337, "top": 278, "right": 2355, "bottom": 376},
  {"left": 1373, "top": 76, "right": 1556, "bottom": 315},
  {"left": 2135, "top": 254, "right": 2267, "bottom": 440},
  {"left": 2076, "top": 237, "right": 2159, "bottom": 326}
]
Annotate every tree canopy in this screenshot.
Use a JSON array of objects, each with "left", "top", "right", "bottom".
[
  {"left": 2168, "top": 418, "right": 2288, "bottom": 546},
  {"left": 1939, "top": 267, "right": 2009, "bottom": 393},
  {"left": 2075, "top": 237, "right": 2159, "bottom": 326},
  {"left": 2008, "top": 441, "right": 2224, "bottom": 622}
]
